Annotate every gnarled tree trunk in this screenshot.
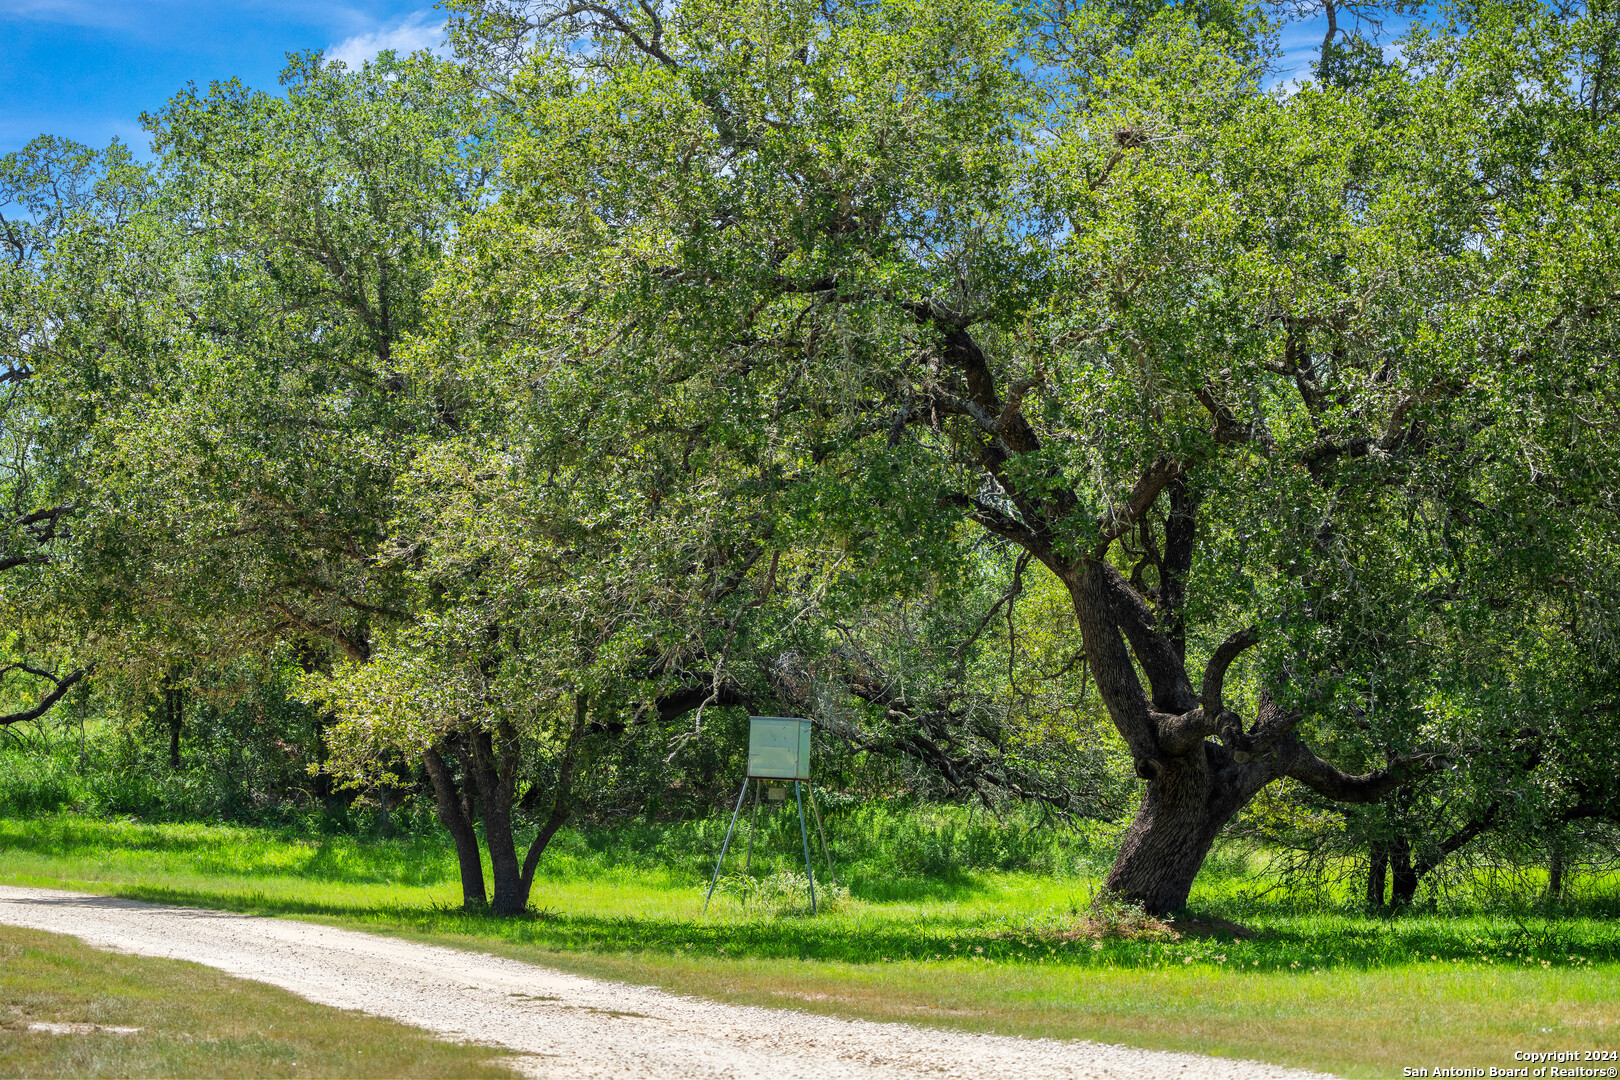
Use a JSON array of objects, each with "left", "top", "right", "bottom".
[
  {"left": 913, "top": 315, "right": 1434, "bottom": 916},
  {"left": 1049, "top": 554, "right": 1426, "bottom": 915}
]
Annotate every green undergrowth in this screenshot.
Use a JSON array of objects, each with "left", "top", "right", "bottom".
[{"left": 1, "top": 814, "right": 1616, "bottom": 972}]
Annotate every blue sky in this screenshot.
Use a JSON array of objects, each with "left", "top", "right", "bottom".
[
  {"left": 0, "top": 1, "right": 446, "bottom": 154},
  {"left": 1, "top": 1, "right": 1340, "bottom": 157}
]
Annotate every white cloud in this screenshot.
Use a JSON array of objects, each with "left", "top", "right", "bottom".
[
  {"left": 326, "top": 9, "right": 445, "bottom": 68},
  {"left": 0, "top": 0, "right": 147, "bottom": 31}
]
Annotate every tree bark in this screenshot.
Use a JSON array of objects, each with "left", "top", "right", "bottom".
[
  {"left": 1101, "top": 750, "right": 1221, "bottom": 913},
  {"left": 466, "top": 724, "right": 526, "bottom": 915},
  {"left": 422, "top": 745, "right": 488, "bottom": 909},
  {"left": 1547, "top": 841, "right": 1565, "bottom": 901},
  {"left": 165, "top": 685, "right": 183, "bottom": 770},
  {"left": 1367, "top": 846, "right": 1388, "bottom": 908},
  {"left": 1390, "top": 838, "right": 1418, "bottom": 904}
]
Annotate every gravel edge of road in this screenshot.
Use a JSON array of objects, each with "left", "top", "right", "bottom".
[{"left": 0, "top": 885, "right": 1342, "bottom": 1080}]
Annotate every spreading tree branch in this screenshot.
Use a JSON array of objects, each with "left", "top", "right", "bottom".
[{"left": 0, "top": 665, "right": 89, "bottom": 727}]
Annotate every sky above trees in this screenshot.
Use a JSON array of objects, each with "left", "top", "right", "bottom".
[
  {"left": 0, "top": 0, "right": 1344, "bottom": 157},
  {"left": 0, "top": 1, "right": 445, "bottom": 153}
]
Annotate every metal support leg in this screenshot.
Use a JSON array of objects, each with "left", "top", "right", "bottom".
[
  {"left": 794, "top": 780, "right": 818, "bottom": 914},
  {"left": 704, "top": 777, "right": 751, "bottom": 913},
  {"left": 806, "top": 783, "right": 834, "bottom": 882},
  {"left": 744, "top": 778, "right": 762, "bottom": 871}
]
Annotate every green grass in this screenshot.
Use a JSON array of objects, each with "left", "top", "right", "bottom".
[
  {"left": 2, "top": 813, "right": 1618, "bottom": 1079},
  {"left": 0, "top": 922, "right": 520, "bottom": 1078}
]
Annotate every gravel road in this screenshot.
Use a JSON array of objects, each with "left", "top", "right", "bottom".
[{"left": 0, "top": 885, "right": 1334, "bottom": 1080}]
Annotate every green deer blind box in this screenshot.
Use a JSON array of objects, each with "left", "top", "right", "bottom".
[
  {"left": 747, "top": 715, "right": 812, "bottom": 780},
  {"left": 704, "top": 716, "right": 833, "bottom": 914}
]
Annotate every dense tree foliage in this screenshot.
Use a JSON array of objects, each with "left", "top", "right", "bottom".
[
  {"left": 425, "top": 0, "right": 1620, "bottom": 911},
  {"left": 3, "top": 0, "right": 1617, "bottom": 914}
]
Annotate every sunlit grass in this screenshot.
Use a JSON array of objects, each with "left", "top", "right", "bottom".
[
  {"left": 527, "top": 952, "right": 1620, "bottom": 1079},
  {"left": 2, "top": 814, "right": 1618, "bottom": 1078},
  {"left": 2, "top": 816, "right": 1615, "bottom": 971}
]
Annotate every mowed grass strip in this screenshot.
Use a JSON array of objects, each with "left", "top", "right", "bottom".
[{"left": 0, "top": 923, "right": 520, "bottom": 1079}]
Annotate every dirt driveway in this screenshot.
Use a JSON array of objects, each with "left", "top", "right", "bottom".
[{"left": 0, "top": 885, "right": 1333, "bottom": 1080}]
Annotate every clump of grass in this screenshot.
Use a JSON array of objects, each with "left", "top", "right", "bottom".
[
  {"left": 710, "top": 871, "right": 852, "bottom": 916},
  {"left": 1063, "top": 894, "right": 1181, "bottom": 942}
]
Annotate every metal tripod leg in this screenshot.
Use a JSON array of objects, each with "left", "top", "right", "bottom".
[
  {"left": 794, "top": 780, "right": 818, "bottom": 914},
  {"left": 744, "top": 778, "right": 762, "bottom": 871},
  {"left": 806, "top": 783, "right": 834, "bottom": 882},
  {"left": 703, "top": 777, "right": 751, "bottom": 913}
]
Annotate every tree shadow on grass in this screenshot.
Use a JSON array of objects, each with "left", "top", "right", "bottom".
[
  {"left": 87, "top": 881, "right": 997, "bottom": 963},
  {"left": 81, "top": 881, "right": 1620, "bottom": 970},
  {"left": 843, "top": 869, "right": 988, "bottom": 903}
]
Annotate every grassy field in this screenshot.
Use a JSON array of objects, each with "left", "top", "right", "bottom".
[
  {"left": 0, "top": 921, "right": 519, "bottom": 1078},
  {"left": 1, "top": 814, "right": 1617, "bottom": 1079}
]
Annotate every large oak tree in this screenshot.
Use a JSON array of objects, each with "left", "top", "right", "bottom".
[{"left": 440, "top": 0, "right": 1620, "bottom": 911}]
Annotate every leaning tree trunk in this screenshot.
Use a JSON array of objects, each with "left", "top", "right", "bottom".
[
  {"left": 1101, "top": 758, "right": 1222, "bottom": 913},
  {"left": 1098, "top": 741, "right": 1283, "bottom": 912},
  {"left": 468, "top": 725, "right": 527, "bottom": 916},
  {"left": 422, "top": 744, "right": 488, "bottom": 909},
  {"left": 1059, "top": 558, "right": 1422, "bottom": 915}
]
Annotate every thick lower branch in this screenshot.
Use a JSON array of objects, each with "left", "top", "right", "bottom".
[
  {"left": 1412, "top": 803, "right": 1498, "bottom": 879},
  {"left": 519, "top": 693, "right": 590, "bottom": 899},
  {"left": 1094, "top": 457, "right": 1182, "bottom": 556},
  {"left": 1099, "top": 564, "right": 1196, "bottom": 713},
  {"left": 1069, "top": 562, "right": 1160, "bottom": 773},
  {"left": 1279, "top": 736, "right": 1439, "bottom": 802},
  {"left": 1155, "top": 707, "right": 1217, "bottom": 756}
]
